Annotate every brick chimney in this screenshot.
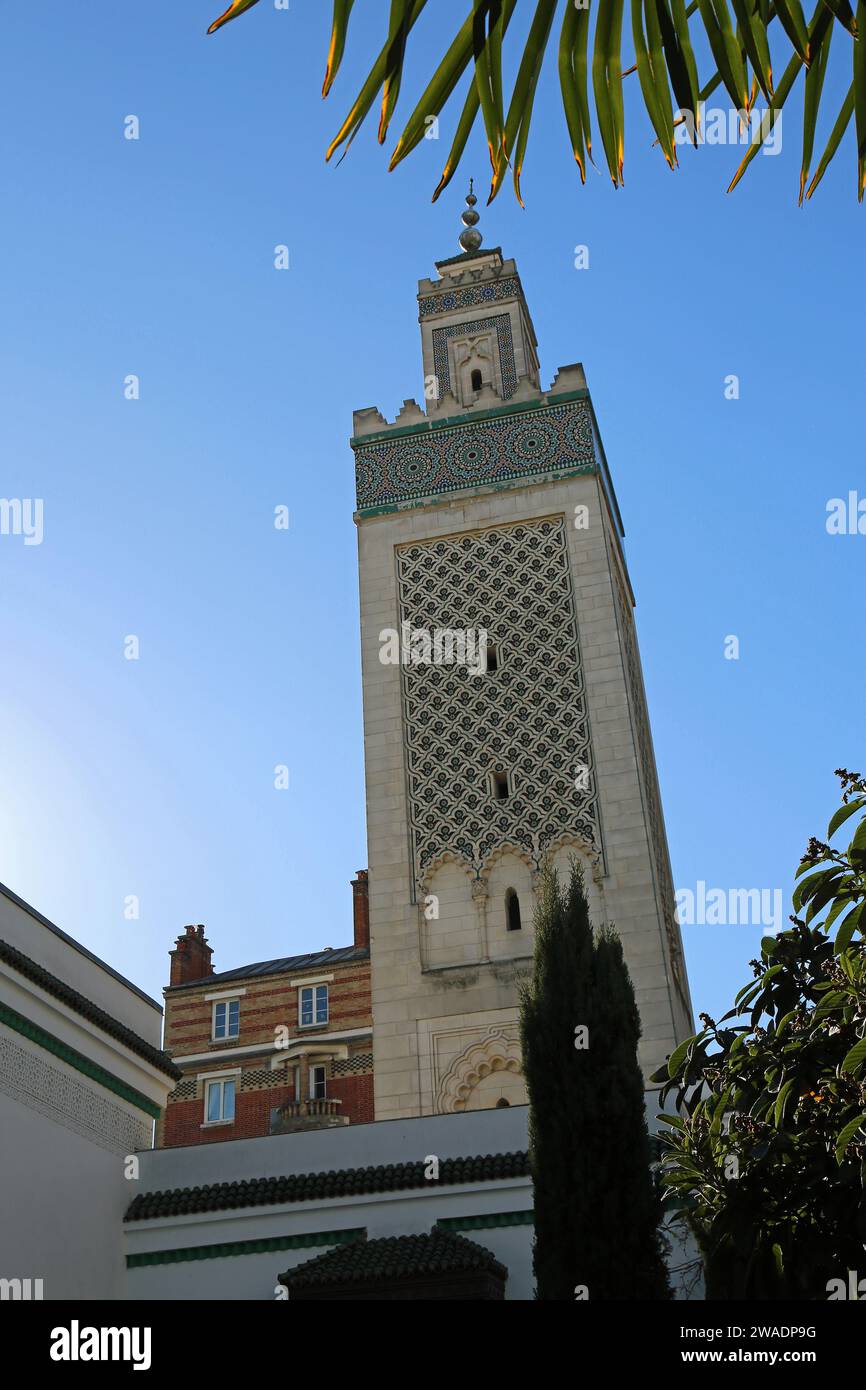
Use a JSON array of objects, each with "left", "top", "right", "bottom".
[
  {"left": 169, "top": 924, "right": 214, "bottom": 986},
  {"left": 351, "top": 871, "right": 370, "bottom": 950}
]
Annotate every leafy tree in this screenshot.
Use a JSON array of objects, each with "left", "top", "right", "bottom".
[
  {"left": 520, "top": 861, "right": 671, "bottom": 1299},
  {"left": 654, "top": 769, "right": 866, "bottom": 1300},
  {"left": 206, "top": 1, "right": 866, "bottom": 203}
]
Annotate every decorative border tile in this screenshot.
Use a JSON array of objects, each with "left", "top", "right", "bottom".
[
  {"left": 0, "top": 1031, "right": 153, "bottom": 1154},
  {"left": 432, "top": 314, "right": 516, "bottom": 399},
  {"left": 354, "top": 398, "right": 596, "bottom": 512},
  {"left": 419, "top": 277, "right": 522, "bottom": 318}
]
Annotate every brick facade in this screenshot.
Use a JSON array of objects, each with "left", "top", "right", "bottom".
[{"left": 159, "top": 876, "right": 374, "bottom": 1148}]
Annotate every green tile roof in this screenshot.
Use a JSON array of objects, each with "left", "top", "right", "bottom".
[
  {"left": 124, "top": 1151, "right": 530, "bottom": 1222},
  {"left": 0, "top": 938, "right": 182, "bottom": 1080},
  {"left": 280, "top": 1230, "right": 507, "bottom": 1290}
]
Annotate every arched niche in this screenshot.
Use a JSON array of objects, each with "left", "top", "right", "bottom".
[
  {"left": 484, "top": 848, "right": 536, "bottom": 960},
  {"left": 420, "top": 857, "right": 481, "bottom": 969}
]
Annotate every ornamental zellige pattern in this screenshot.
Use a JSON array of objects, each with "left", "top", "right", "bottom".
[
  {"left": 354, "top": 399, "right": 595, "bottom": 512},
  {"left": 418, "top": 277, "right": 521, "bottom": 318},
  {"left": 0, "top": 1034, "right": 152, "bottom": 1154},
  {"left": 431, "top": 314, "right": 517, "bottom": 399},
  {"left": 396, "top": 518, "right": 600, "bottom": 891}
]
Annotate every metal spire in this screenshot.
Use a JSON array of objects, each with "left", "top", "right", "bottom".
[{"left": 458, "top": 179, "right": 482, "bottom": 254}]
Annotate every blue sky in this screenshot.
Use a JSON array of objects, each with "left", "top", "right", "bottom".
[{"left": 0, "top": 2, "right": 862, "bottom": 1032}]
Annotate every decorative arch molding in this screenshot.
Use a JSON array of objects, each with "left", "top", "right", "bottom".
[
  {"left": 418, "top": 853, "right": 483, "bottom": 971},
  {"left": 543, "top": 833, "right": 605, "bottom": 887},
  {"left": 437, "top": 1030, "right": 523, "bottom": 1113},
  {"left": 479, "top": 841, "right": 536, "bottom": 886},
  {"left": 417, "top": 850, "right": 477, "bottom": 902}
]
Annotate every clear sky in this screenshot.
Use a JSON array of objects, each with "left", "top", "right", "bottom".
[{"left": 0, "top": 3, "right": 862, "bottom": 1033}]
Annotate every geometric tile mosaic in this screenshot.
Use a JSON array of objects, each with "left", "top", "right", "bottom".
[
  {"left": 395, "top": 517, "right": 601, "bottom": 890},
  {"left": 431, "top": 314, "right": 516, "bottom": 398},
  {"left": 418, "top": 277, "right": 521, "bottom": 318},
  {"left": 354, "top": 399, "right": 595, "bottom": 512}
]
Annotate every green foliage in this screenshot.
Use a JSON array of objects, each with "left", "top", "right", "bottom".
[
  {"left": 520, "top": 861, "right": 671, "bottom": 1299},
  {"left": 208, "top": 1, "right": 866, "bottom": 202},
  {"left": 654, "top": 769, "right": 866, "bottom": 1299}
]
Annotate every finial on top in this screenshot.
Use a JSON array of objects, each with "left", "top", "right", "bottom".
[{"left": 458, "top": 179, "right": 482, "bottom": 254}]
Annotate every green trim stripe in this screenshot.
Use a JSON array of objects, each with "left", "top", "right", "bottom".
[
  {"left": 357, "top": 462, "right": 596, "bottom": 519},
  {"left": 127, "top": 1227, "right": 366, "bottom": 1268},
  {"left": 436, "top": 1211, "right": 534, "bottom": 1232},
  {"left": 0, "top": 1000, "right": 160, "bottom": 1119}
]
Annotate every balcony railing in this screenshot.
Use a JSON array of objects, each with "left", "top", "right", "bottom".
[{"left": 269, "top": 1097, "right": 347, "bottom": 1134}]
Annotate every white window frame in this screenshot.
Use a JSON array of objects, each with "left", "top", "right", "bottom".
[
  {"left": 309, "top": 1064, "right": 327, "bottom": 1100},
  {"left": 212, "top": 996, "right": 241, "bottom": 1042},
  {"left": 203, "top": 1075, "right": 236, "bottom": 1126},
  {"left": 299, "top": 983, "right": 329, "bottom": 1029}
]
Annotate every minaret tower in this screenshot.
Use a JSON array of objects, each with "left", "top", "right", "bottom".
[{"left": 352, "top": 192, "right": 692, "bottom": 1120}]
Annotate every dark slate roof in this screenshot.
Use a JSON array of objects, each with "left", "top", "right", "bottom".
[
  {"left": 433, "top": 246, "right": 504, "bottom": 270},
  {"left": 124, "top": 1151, "right": 530, "bottom": 1222},
  {"left": 280, "top": 1230, "right": 507, "bottom": 1290},
  {"left": 168, "top": 944, "right": 369, "bottom": 991},
  {"left": 0, "top": 938, "right": 182, "bottom": 1080}
]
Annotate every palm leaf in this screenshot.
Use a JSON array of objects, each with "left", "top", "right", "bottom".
[
  {"left": 472, "top": 0, "right": 507, "bottom": 190},
  {"left": 379, "top": 1, "right": 414, "bottom": 144},
  {"left": 728, "top": 0, "right": 831, "bottom": 188},
  {"left": 696, "top": 0, "right": 750, "bottom": 111},
  {"left": 800, "top": 21, "right": 833, "bottom": 200},
  {"left": 594, "top": 0, "right": 627, "bottom": 186},
  {"left": 505, "top": 0, "right": 558, "bottom": 202},
  {"left": 855, "top": 0, "right": 866, "bottom": 197},
  {"left": 207, "top": 0, "right": 261, "bottom": 35},
  {"left": 774, "top": 0, "right": 812, "bottom": 62},
  {"left": 323, "top": 0, "right": 356, "bottom": 97},
  {"left": 390, "top": 9, "right": 479, "bottom": 172},
  {"left": 633, "top": 0, "right": 677, "bottom": 166},
  {"left": 326, "top": 0, "right": 427, "bottom": 164},
  {"left": 730, "top": 0, "right": 774, "bottom": 100},
  {"left": 561, "top": 0, "right": 591, "bottom": 182},
  {"left": 659, "top": 0, "right": 703, "bottom": 138},
  {"left": 822, "top": 0, "right": 858, "bottom": 35},
  {"left": 432, "top": 79, "right": 482, "bottom": 202}
]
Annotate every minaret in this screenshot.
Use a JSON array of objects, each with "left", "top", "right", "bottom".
[{"left": 352, "top": 190, "right": 692, "bottom": 1120}]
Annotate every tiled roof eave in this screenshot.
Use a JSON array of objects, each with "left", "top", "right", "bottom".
[
  {"left": 124, "top": 1150, "right": 531, "bottom": 1223},
  {"left": 0, "top": 938, "right": 182, "bottom": 1080}
]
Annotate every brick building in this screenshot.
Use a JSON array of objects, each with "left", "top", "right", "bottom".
[{"left": 158, "top": 873, "right": 372, "bottom": 1147}]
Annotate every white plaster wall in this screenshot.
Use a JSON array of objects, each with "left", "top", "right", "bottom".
[{"left": 0, "top": 1079, "right": 133, "bottom": 1299}]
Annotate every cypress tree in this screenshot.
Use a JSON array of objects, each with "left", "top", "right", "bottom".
[{"left": 520, "top": 861, "right": 671, "bottom": 1299}]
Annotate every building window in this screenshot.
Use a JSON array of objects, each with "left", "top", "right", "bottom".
[
  {"left": 506, "top": 888, "right": 522, "bottom": 932},
  {"left": 300, "top": 983, "right": 329, "bottom": 1028},
  {"left": 309, "top": 1064, "right": 327, "bottom": 1101},
  {"left": 485, "top": 642, "right": 500, "bottom": 673},
  {"left": 212, "top": 998, "right": 240, "bottom": 1040},
  {"left": 205, "top": 1077, "right": 235, "bottom": 1124},
  {"left": 470, "top": 368, "right": 483, "bottom": 392},
  {"left": 496, "top": 1097, "right": 511, "bottom": 1109},
  {"left": 492, "top": 770, "right": 510, "bottom": 801}
]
